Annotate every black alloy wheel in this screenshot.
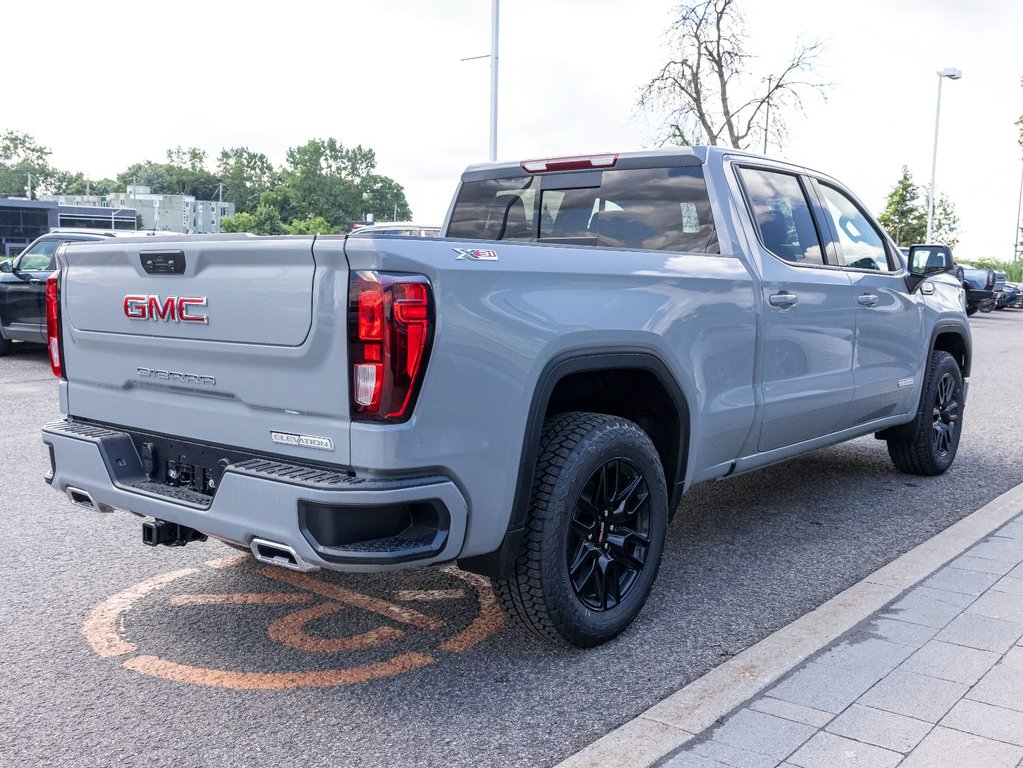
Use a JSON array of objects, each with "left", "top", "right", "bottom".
[
  {"left": 887, "top": 350, "right": 963, "bottom": 476},
  {"left": 492, "top": 412, "right": 669, "bottom": 647},
  {"left": 931, "top": 371, "right": 959, "bottom": 458},
  {"left": 567, "top": 458, "right": 651, "bottom": 611}
]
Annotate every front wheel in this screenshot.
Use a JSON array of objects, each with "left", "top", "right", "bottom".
[
  {"left": 493, "top": 412, "right": 669, "bottom": 647},
  {"left": 887, "top": 351, "right": 964, "bottom": 476}
]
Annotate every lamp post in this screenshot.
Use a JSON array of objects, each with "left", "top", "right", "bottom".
[
  {"left": 110, "top": 207, "right": 127, "bottom": 230},
  {"left": 927, "top": 67, "right": 962, "bottom": 243},
  {"left": 489, "top": 0, "right": 499, "bottom": 162},
  {"left": 1015, "top": 76, "right": 1023, "bottom": 263}
]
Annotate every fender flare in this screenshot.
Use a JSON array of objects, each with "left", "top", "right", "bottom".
[{"left": 458, "top": 347, "right": 691, "bottom": 579}]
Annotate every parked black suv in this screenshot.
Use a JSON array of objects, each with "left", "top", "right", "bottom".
[{"left": 0, "top": 230, "right": 118, "bottom": 354}]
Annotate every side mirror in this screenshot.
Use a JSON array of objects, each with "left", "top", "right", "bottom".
[
  {"left": 0, "top": 260, "right": 12, "bottom": 274},
  {"left": 908, "top": 245, "right": 953, "bottom": 277}
]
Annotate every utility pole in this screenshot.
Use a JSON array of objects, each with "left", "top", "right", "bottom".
[{"left": 25, "top": 172, "right": 32, "bottom": 199}]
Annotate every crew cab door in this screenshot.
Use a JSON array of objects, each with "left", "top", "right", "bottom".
[
  {"left": 810, "top": 180, "right": 925, "bottom": 423},
  {"left": 734, "top": 165, "right": 856, "bottom": 452}
]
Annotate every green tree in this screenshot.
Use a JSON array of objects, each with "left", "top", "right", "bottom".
[
  {"left": 50, "top": 173, "right": 118, "bottom": 196},
  {"left": 216, "top": 147, "right": 276, "bottom": 214},
  {"left": 359, "top": 174, "right": 413, "bottom": 221},
  {"left": 220, "top": 205, "right": 286, "bottom": 235},
  {"left": 252, "top": 203, "right": 287, "bottom": 235},
  {"left": 287, "top": 216, "right": 335, "bottom": 235},
  {"left": 116, "top": 161, "right": 175, "bottom": 194},
  {"left": 281, "top": 138, "right": 380, "bottom": 228},
  {"left": 219, "top": 212, "right": 256, "bottom": 233},
  {"left": 878, "top": 166, "right": 926, "bottom": 246},
  {"left": 931, "top": 193, "right": 960, "bottom": 249},
  {"left": 164, "top": 146, "right": 221, "bottom": 199},
  {"left": 115, "top": 149, "right": 219, "bottom": 199},
  {"left": 0, "top": 130, "right": 56, "bottom": 198}
]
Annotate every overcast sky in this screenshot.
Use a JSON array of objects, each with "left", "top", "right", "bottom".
[{"left": 7, "top": 0, "right": 1022, "bottom": 258}]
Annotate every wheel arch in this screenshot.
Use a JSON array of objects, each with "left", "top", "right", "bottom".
[
  {"left": 458, "top": 348, "right": 691, "bottom": 579},
  {"left": 931, "top": 322, "right": 971, "bottom": 378}
]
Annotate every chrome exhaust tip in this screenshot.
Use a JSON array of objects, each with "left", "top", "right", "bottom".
[
  {"left": 249, "top": 538, "right": 319, "bottom": 572},
  {"left": 66, "top": 486, "right": 96, "bottom": 510},
  {"left": 65, "top": 486, "right": 115, "bottom": 513}
]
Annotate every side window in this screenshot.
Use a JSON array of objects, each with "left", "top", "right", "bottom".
[
  {"left": 737, "top": 167, "right": 823, "bottom": 265},
  {"left": 16, "top": 238, "right": 61, "bottom": 271},
  {"left": 818, "top": 184, "right": 893, "bottom": 272}
]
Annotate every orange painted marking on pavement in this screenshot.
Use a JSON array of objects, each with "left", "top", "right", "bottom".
[
  {"left": 82, "top": 568, "right": 199, "bottom": 658},
  {"left": 438, "top": 566, "right": 506, "bottom": 653},
  {"left": 257, "top": 566, "right": 444, "bottom": 631},
  {"left": 205, "top": 554, "right": 252, "bottom": 569},
  {"left": 122, "top": 652, "right": 437, "bottom": 690},
  {"left": 169, "top": 593, "right": 313, "bottom": 607},
  {"left": 266, "top": 602, "right": 405, "bottom": 653},
  {"left": 393, "top": 589, "right": 467, "bottom": 601}
]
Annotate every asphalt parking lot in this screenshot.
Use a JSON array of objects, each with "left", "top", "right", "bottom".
[{"left": 2, "top": 310, "right": 1021, "bottom": 768}]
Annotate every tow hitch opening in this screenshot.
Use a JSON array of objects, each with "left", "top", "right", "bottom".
[{"left": 142, "top": 520, "right": 208, "bottom": 547}]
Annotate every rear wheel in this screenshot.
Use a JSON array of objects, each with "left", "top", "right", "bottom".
[
  {"left": 887, "top": 351, "right": 963, "bottom": 476},
  {"left": 493, "top": 412, "right": 668, "bottom": 647},
  {"left": 0, "top": 336, "right": 11, "bottom": 356}
]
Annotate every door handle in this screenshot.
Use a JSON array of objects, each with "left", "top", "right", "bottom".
[
  {"left": 768, "top": 292, "right": 799, "bottom": 309},
  {"left": 857, "top": 293, "right": 879, "bottom": 307}
]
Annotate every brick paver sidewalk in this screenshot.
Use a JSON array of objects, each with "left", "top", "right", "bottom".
[{"left": 664, "top": 514, "right": 1023, "bottom": 768}]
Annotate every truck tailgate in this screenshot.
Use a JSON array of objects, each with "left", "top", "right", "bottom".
[{"left": 59, "top": 236, "right": 352, "bottom": 465}]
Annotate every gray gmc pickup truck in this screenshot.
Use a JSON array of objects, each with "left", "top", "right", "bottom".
[{"left": 43, "top": 147, "right": 971, "bottom": 647}]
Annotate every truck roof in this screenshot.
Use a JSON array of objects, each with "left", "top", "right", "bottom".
[{"left": 459, "top": 145, "right": 814, "bottom": 182}]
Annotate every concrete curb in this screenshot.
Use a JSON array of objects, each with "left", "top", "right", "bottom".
[{"left": 555, "top": 479, "right": 1023, "bottom": 768}]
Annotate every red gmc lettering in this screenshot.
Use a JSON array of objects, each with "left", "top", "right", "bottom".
[
  {"left": 148, "top": 296, "right": 177, "bottom": 321},
  {"left": 123, "top": 295, "right": 208, "bottom": 324}
]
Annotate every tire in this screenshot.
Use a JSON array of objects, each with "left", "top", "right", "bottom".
[
  {"left": 492, "top": 412, "right": 669, "bottom": 647},
  {"left": 965, "top": 305, "right": 978, "bottom": 317},
  {"left": 887, "top": 351, "right": 963, "bottom": 476},
  {"left": 0, "top": 336, "right": 11, "bottom": 356}
]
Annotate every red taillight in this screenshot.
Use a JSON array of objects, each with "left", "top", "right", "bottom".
[
  {"left": 349, "top": 272, "right": 432, "bottom": 422},
  {"left": 46, "top": 272, "right": 64, "bottom": 379},
  {"left": 520, "top": 153, "right": 618, "bottom": 173}
]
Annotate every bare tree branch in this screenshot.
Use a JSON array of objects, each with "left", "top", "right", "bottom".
[{"left": 639, "top": 0, "right": 828, "bottom": 151}]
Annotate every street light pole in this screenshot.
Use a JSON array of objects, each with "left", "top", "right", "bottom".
[
  {"left": 927, "top": 67, "right": 962, "bottom": 243},
  {"left": 489, "top": 0, "right": 500, "bottom": 162},
  {"left": 1014, "top": 77, "right": 1023, "bottom": 263}
]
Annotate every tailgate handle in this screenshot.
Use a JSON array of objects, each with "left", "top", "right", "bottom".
[{"left": 140, "top": 251, "right": 186, "bottom": 275}]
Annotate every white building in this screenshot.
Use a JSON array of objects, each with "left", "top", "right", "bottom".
[{"left": 45, "top": 186, "right": 235, "bottom": 234}]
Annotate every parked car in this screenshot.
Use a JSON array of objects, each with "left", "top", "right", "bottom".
[
  {"left": 996, "top": 280, "right": 1022, "bottom": 309},
  {"left": 348, "top": 222, "right": 441, "bottom": 237},
  {"left": 960, "top": 266, "right": 997, "bottom": 315},
  {"left": 0, "top": 229, "right": 180, "bottom": 355}
]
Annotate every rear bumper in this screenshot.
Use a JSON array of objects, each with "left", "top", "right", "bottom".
[{"left": 42, "top": 419, "right": 468, "bottom": 573}]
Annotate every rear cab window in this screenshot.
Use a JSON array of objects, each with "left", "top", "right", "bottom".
[{"left": 446, "top": 165, "right": 719, "bottom": 254}]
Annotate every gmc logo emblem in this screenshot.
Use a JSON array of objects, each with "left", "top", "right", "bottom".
[{"left": 124, "top": 295, "right": 208, "bottom": 324}]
